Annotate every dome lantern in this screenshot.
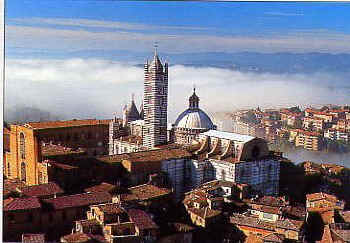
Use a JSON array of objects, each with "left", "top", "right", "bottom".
[{"left": 189, "top": 87, "right": 199, "bottom": 109}]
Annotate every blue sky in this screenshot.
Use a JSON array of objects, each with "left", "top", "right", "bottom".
[
  {"left": 5, "top": 1, "right": 350, "bottom": 56},
  {"left": 5, "top": 1, "right": 350, "bottom": 122}
]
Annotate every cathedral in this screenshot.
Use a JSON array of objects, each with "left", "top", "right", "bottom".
[{"left": 109, "top": 49, "right": 217, "bottom": 155}]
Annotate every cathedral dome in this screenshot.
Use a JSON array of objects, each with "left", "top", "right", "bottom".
[
  {"left": 174, "top": 88, "right": 215, "bottom": 130},
  {"left": 174, "top": 108, "right": 215, "bottom": 130}
]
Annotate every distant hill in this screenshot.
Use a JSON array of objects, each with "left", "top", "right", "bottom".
[
  {"left": 66, "top": 50, "right": 350, "bottom": 74},
  {"left": 4, "top": 106, "right": 64, "bottom": 124}
]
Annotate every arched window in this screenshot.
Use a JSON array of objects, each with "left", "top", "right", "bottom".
[
  {"left": 20, "top": 133, "right": 26, "bottom": 159},
  {"left": 21, "top": 162, "right": 26, "bottom": 182}
]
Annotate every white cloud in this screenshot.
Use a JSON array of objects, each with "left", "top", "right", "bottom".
[
  {"left": 5, "top": 58, "right": 349, "bottom": 122},
  {"left": 6, "top": 21, "right": 350, "bottom": 53}
]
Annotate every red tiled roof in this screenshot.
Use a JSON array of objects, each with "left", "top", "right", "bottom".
[
  {"left": 247, "top": 196, "right": 288, "bottom": 208},
  {"left": 262, "top": 233, "right": 284, "bottom": 242},
  {"left": 22, "top": 234, "right": 45, "bottom": 243},
  {"left": 42, "top": 144, "right": 86, "bottom": 156},
  {"left": 94, "top": 203, "right": 125, "bottom": 215},
  {"left": 306, "top": 192, "right": 338, "bottom": 203},
  {"left": 84, "top": 182, "right": 117, "bottom": 193},
  {"left": 127, "top": 209, "right": 158, "bottom": 230},
  {"left": 47, "top": 161, "right": 79, "bottom": 170},
  {"left": 340, "top": 211, "right": 350, "bottom": 223},
  {"left": 24, "top": 119, "right": 111, "bottom": 130},
  {"left": 4, "top": 178, "right": 26, "bottom": 192},
  {"left": 4, "top": 197, "right": 41, "bottom": 211},
  {"left": 61, "top": 232, "right": 93, "bottom": 243},
  {"left": 127, "top": 184, "right": 171, "bottom": 201},
  {"left": 98, "top": 147, "right": 192, "bottom": 164},
  {"left": 19, "top": 182, "right": 64, "bottom": 198},
  {"left": 188, "top": 207, "right": 221, "bottom": 219},
  {"left": 44, "top": 192, "right": 112, "bottom": 210}
]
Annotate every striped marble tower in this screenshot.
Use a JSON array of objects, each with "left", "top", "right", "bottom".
[{"left": 143, "top": 47, "right": 168, "bottom": 148}]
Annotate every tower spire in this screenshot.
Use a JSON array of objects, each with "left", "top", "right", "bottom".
[{"left": 154, "top": 42, "right": 158, "bottom": 56}]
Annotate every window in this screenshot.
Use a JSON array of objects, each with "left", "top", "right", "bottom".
[
  {"left": 38, "top": 172, "right": 43, "bottom": 184},
  {"left": 7, "top": 162, "right": 10, "bottom": 177},
  {"left": 263, "top": 213, "right": 274, "bottom": 220},
  {"left": 20, "top": 133, "right": 26, "bottom": 159},
  {"left": 21, "top": 162, "right": 26, "bottom": 183}
]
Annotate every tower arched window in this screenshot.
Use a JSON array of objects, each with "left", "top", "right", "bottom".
[
  {"left": 21, "top": 162, "right": 26, "bottom": 182},
  {"left": 20, "top": 133, "right": 26, "bottom": 159}
]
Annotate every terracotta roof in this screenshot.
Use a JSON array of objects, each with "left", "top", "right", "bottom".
[
  {"left": 125, "top": 184, "right": 171, "bottom": 201},
  {"left": 247, "top": 196, "right": 288, "bottom": 208},
  {"left": 244, "top": 234, "right": 263, "bottom": 243},
  {"left": 84, "top": 183, "right": 118, "bottom": 193},
  {"left": 320, "top": 225, "right": 333, "bottom": 243},
  {"left": 119, "top": 135, "right": 143, "bottom": 144},
  {"left": 230, "top": 213, "right": 303, "bottom": 232},
  {"left": 127, "top": 209, "right": 158, "bottom": 230},
  {"left": 77, "top": 219, "right": 100, "bottom": 228},
  {"left": 230, "top": 213, "right": 275, "bottom": 231},
  {"left": 306, "top": 192, "right": 338, "bottom": 203},
  {"left": 47, "top": 161, "right": 79, "bottom": 170},
  {"left": 4, "top": 197, "right": 41, "bottom": 211},
  {"left": 262, "top": 233, "right": 284, "bottom": 242},
  {"left": 4, "top": 178, "right": 26, "bottom": 192},
  {"left": 170, "top": 222, "right": 195, "bottom": 233},
  {"left": 61, "top": 232, "right": 94, "bottom": 243},
  {"left": 330, "top": 223, "right": 350, "bottom": 242},
  {"left": 259, "top": 205, "right": 281, "bottom": 215},
  {"left": 276, "top": 218, "right": 304, "bottom": 231},
  {"left": 94, "top": 203, "right": 125, "bottom": 215},
  {"left": 42, "top": 144, "right": 86, "bottom": 156},
  {"left": 188, "top": 207, "right": 221, "bottom": 219},
  {"left": 44, "top": 192, "right": 112, "bottom": 210},
  {"left": 97, "top": 147, "right": 192, "bottom": 164},
  {"left": 22, "top": 233, "right": 45, "bottom": 243},
  {"left": 340, "top": 211, "right": 350, "bottom": 223},
  {"left": 19, "top": 182, "right": 64, "bottom": 198},
  {"left": 24, "top": 119, "right": 111, "bottom": 130}
]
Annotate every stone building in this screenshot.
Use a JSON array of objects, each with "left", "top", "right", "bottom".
[
  {"left": 143, "top": 49, "right": 168, "bottom": 148},
  {"left": 122, "top": 95, "right": 141, "bottom": 127},
  {"left": 5, "top": 119, "right": 111, "bottom": 186},
  {"left": 171, "top": 88, "right": 216, "bottom": 145},
  {"left": 191, "top": 130, "right": 281, "bottom": 196}
]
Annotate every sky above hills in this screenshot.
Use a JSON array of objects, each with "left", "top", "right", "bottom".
[
  {"left": 4, "top": 1, "right": 350, "bottom": 121},
  {"left": 6, "top": 1, "right": 350, "bottom": 55}
]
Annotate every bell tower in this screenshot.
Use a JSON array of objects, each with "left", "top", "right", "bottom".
[{"left": 143, "top": 45, "right": 168, "bottom": 148}]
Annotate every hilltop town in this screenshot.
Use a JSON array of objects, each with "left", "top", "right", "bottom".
[
  {"left": 230, "top": 106, "right": 350, "bottom": 152},
  {"left": 3, "top": 51, "right": 350, "bottom": 243}
]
